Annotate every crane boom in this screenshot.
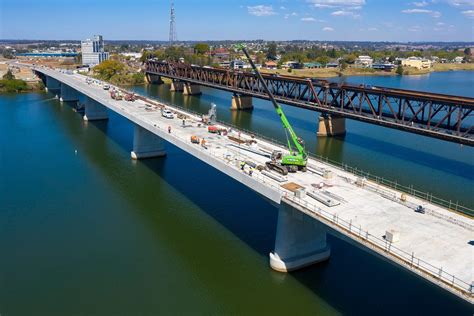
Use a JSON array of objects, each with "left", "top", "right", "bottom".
[{"left": 237, "top": 45, "right": 307, "bottom": 162}]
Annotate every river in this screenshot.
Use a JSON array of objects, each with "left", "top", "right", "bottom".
[{"left": 0, "top": 71, "right": 472, "bottom": 315}]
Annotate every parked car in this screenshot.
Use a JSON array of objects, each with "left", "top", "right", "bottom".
[{"left": 103, "top": 84, "right": 110, "bottom": 90}]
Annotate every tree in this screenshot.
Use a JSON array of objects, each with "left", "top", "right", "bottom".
[
  {"left": 266, "top": 42, "right": 277, "bottom": 60},
  {"left": 316, "top": 56, "right": 330, "bottom": 66},
  {"left": 3, "top": 69, "right": 15, "bottom": 80},
  {"left": 93, "top": 60, "right": 125, "bottom": 81},
  {"left": 328, "top": 48, "right": 337, "bottom": 58},
  {"left": 344, "top": 54, "right": 357, "bottom": 64},
  {"left": 194, "top": 43, "right": 210, "bottom": 55},
  {"left": 464, "top": 48, "right": 471, "bottom": 56},
  {"left": 340, "top": 61, "right": 348, "bottom": 71},
  {"left": 396, "top": 65, "right": 404, "bottom": 76}
]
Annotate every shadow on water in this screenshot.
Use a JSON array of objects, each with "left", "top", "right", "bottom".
[
  {"left": 341, "top": 132, "right": 474, "bottom": 181},
  {"left": 51, "top": 99, "right": 472, "bottom": 315}
]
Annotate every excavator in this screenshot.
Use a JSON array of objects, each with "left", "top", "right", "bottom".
[{"left": 235, "top": 44, "right": 308, "bottom": 175}]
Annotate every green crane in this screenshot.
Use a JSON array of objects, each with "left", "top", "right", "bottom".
[{"left": 235, "top": 44, "right": 307, "bottom": 174}]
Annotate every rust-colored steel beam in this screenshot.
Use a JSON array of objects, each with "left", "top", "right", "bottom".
[{"left": 146, "top": 60, "right": 474, "bottom": 146}]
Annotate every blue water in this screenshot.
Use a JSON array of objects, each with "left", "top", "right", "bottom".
[{"left": 0, "top": 71, "right": 472, "bottom": 315}]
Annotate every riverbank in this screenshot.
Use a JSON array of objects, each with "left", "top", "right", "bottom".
[
  {"left": 0, "top": 79, "right": 43, "bottom": 93},
  {"left": 261, "top": 63, "right": 474, "bottom": 79}
]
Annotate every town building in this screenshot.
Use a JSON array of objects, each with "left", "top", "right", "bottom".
[
  {"left": 81, "top": 35, "right": 109, "bottom": 66},
  {"left": 401, "top": 57, "right": 432, "bottom": 69},
  {"left": 354, "top": 55, "right": 373, "bottom": 68},
  {"left": 453, "top": 56, "right": 464, "bottom": 63},
  {"left": 264, "top": 60, "right": 277, "bottom": 69}
]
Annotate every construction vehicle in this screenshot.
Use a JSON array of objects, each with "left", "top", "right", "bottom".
[
  {"left": 235, "top": 44, "right": 308, "bottom": 174},
  {"left": 202, "top": 103, "right": 217, "bottom": 124},
  {"left": 124, "top": 92, "right": 136, "bottom": 102},
  {"left": 190, "top": 135, "right": 200, "bottom": 144},
  {"left": 110, "top": 90, "right": 123, "bottom": 101}
]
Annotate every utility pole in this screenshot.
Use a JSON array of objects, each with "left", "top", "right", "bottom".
[{"left": 169, "top": 0, "right": 177, "bottom": 45}]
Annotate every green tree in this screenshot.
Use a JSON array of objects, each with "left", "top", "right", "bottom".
[
  {"left": 328, "top": 48, "right": 337, "bottom": 58},
  {"left": 267, "top": 42, "right": 278, "bottom": 60},
  {"left": 396, "top": 65, "right": 404, "bottom": 75},
  {"left": 3, "top": 69, "right": 15, "bottom": 80},
  {"left": 194, "top": 43, "right": 210, "bottom": 55},
  {"left": 93, "top": 60, "right": 125, "bottom": 81},
  {"left": 316, "top": 56, "right": 330, "bottom": 66},
  {"left": 464, "top": 48, "right": 471, "bottom": 56},
  {"left": 340, "top": 61, "right": 348, "bottom": 71},
  {"left": 344, "top": 54, "right": 357, "bottom": 64}
]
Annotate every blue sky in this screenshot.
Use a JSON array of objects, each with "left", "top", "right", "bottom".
[{"left": 0, "top": 0, "right": 473, "bottom": 41}]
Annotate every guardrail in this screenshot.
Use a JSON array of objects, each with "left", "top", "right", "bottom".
[
  {"left": 139, "top": 93, "right": 474, "bottom": 218},
  {"left": 135, "top": 107, "right": 472, "bottom": 298}
]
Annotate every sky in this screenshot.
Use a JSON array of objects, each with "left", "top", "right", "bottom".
[{"left": 0, "top": 0, "right": 473, "bottom": 42}]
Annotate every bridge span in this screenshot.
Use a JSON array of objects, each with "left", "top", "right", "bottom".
[
  {"left": 145, "top": 60, "right": 474, "bottom": 146},
  {"left": 34, "top": 67, "right": 473, "bottom": 302}
]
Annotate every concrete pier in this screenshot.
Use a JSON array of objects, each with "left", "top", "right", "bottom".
[
  {"left": 60, "top": 84, "right": 80, "bottom": 102},
  {"left": 317, "top": 114, "right": 346, "bottom": 137},
  {"left": 183, "top": 83, "right": 202, "bottom": 95},
  {"left": 170, "top": 81, "right": 184, "bottom": 92},
  {"left": 231, "top": 94, "right": 253, "bottom": 110},
  {"left": 146, "top": 73, "right": 164, "bottom": 84},
  {"left": 270, "top": 201, "right": 330, "bottom": 272},
  {"left": 83, "top": 97, "right": 109, "bottom": 121},
  {"left": 131, "top": 125, "right": 166, "bottom": 159}
]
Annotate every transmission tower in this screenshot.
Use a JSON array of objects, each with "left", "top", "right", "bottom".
[{"left": 169, "top": 1, "right": 177, "bottom": 45}]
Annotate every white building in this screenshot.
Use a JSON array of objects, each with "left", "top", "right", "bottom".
[
  {"left": 81, "top": 35, "right": 109, "bottom": 66},
  {"left": 355, "top": 55, "right": 373, "bottom": 68},
  {"left": 401, "top": 57, "right": 432, "bottom": 70}
]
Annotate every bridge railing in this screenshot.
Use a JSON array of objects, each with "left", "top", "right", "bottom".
[
  {"left": 137, "top": 108, "right": 472, "bottom": 297},
  {"left": 140, "top": 94, "right": 473, "bottom": 217}
]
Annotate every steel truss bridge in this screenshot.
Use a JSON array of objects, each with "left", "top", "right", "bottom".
[{"left": 146, "top": 60, "right": 474, "bottom": 146}]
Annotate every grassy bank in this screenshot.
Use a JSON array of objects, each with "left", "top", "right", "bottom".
[{"left": 0, "top": 79, "right": 44, "bottom": 93}]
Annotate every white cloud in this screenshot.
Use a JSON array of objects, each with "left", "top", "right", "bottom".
[
  {"left": 322, "top": 27, "right": 335, "bottom": 31},
  {"left": 402, "top": 9, "right": 441, "bottom": 18},
  {"left": 368, "top": 27, "right": 378, "bottom": 31},
  {"left": 449, "top": 0, "right": 474, "bottom": 7},
  {"left": 280, "top": 6, "right": 287, "bottom": 10},
  {"left": 308, "top": 0, "right": 365, "bottom": 9},
  {"left": 436, "top": 22, "right": 446, "bottom": 26},
  {"left": 301, "top": 17, "right": 317, "bottom": 22},
  {"left": 331, "top": 10, "right": 360, "bottom": 17},
  {"left": 462, "top": 10, "right": 474, "bottom": 18},
  {"left": 247, "top": 5, "right": 277, "bottom": 16},
  {"left": 412, "top": 1, "right": 429, "bottom": 7}
]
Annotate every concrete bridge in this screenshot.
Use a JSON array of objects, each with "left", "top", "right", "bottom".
[
  {"left": 35, "top": 67, "right": 473, "bottom": 303},
  {"left": 146, "top": 60, "right": 474, "bottom": 146}
]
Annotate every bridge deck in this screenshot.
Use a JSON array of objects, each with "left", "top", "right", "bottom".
[{"left": 37, "top": 68, "right": 473, "bottom": 302}]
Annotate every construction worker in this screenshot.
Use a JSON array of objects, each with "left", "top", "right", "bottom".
[
  {"left": 240, "top": 161, "right": 246, "bottom": 171},
  {"left": 249, "top": 167, "right": 254, "bottom": 177}
]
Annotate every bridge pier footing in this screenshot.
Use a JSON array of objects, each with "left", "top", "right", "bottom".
[
  {"left": 83, "top": 97, "right": 109, "bottom": 121},
  {"left": 60, "top": 84, "right": 80, "bottom": 102},
  {"left": 170, "top": 81, "right": 184, "bottom": 92},
  {"left": 183, "top": 83, "right": 202, "bottom": 95},
  {"left": 146, "top": 74, "right": 164, "bottom": 84},
  {"left": 317, "top": 114, "right": 346, "bottom": 137},
  {"left": 231, "top": 94, "right": 253, "bottom": 110},
  {"left": 131, "top": 125, "right": 166, "bottom": 159},
  {"left": 270, "top": 201, "right": 330, "bottom": 272}
]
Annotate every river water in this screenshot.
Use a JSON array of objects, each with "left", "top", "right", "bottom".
[{"left": 0, "top": 71, "right": 472, "bottom": 315}]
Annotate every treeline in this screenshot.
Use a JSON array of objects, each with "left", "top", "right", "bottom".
[
  {"left": 92, "top": 60, "right": 145, "bottom": 86},
  {"left": 274, "top": 44, "right": 472, "bottom": 65},
  {"left": 140, "top": 43, "right": 217, "bottom": 66}
]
